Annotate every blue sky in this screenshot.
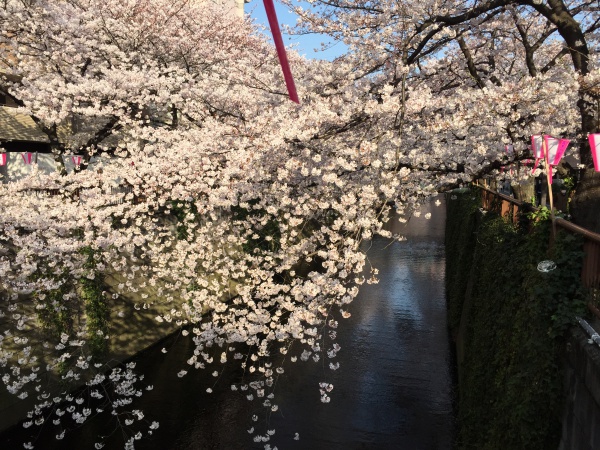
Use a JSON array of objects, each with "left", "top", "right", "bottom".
[{"left": 246, "top": 0, "right": 347, "bottom": 61}]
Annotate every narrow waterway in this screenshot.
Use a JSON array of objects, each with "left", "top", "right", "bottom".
[{"left": 2, "top": 199, "right": 454, "bottom": 449}]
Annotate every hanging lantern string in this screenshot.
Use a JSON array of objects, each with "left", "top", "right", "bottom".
[{"left": 262, "top": 0, "right": 300, "bottom": 104}]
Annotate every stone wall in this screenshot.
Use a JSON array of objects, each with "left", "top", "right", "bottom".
[{"left": 560, "top": 324, "right": 600, "bottom": 450}]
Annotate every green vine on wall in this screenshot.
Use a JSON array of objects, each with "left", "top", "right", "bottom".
[
  {"left": 231, "top": 200, "right": 282, "bottom": 254},
  {"left": 446, "top": 189, "right": 586, "bottom": 450},
  {"left": 79, "top": 246, "right": 110, "bottom": 358},
  {"left": 33, "top": 272, "right": 75, "bottom": 339}
]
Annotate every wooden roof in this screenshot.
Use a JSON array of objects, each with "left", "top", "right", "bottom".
[{"left": 0, "top": 106, "right": 49, "bottom": 143}]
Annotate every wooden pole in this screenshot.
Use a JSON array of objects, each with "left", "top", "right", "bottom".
[{"left": 542, "top": 136, "right": 556, "bottom": 238}]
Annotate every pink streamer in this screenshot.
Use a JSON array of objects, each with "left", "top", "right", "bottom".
[{"left": 263, "top": 0, "right": 300, "bottom": 104}]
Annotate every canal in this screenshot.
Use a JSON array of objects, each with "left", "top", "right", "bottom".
[{"left": 2, "top": 199, "right": 454, "bottom": 449}]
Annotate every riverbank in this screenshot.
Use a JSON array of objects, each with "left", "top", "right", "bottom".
[
  {"left": 2, "top": 200, "right": 455, "bottom": 449},
  {"left": 446, "top": 188, "right": 600, "bottom": 450}
]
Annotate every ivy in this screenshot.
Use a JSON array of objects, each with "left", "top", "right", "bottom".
[
  {"left": 80, "top": 247, "right": 110, "bottom": 358},
  {"left": 34, "top": 274, "right": 75, "bottom": 339},
  {"left": 169, "top": 200, "right": 200, "bottom": 240},
  {"left": 232, "top": 200, "right": 281, "bottom": 254},
  {"left": 444, "top": 189, "right": 481, "bottom": 332},
  {"left": 446, "top": 189, "right": 586, "bottom": 450}
]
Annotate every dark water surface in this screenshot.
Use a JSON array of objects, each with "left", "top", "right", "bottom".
[{"left": 2, "top": 200, "right": 454, "bottom": 449}]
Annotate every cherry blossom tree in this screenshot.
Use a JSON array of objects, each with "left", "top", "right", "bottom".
[
  {"left": 0, "top": 0, "right": 412, "bottom": 447},
  {"left": 1, "top": 0, "right": 599, "bottom": 448},
  {"left": 289, "top": 0, "right": 600, "bottom": 228}
]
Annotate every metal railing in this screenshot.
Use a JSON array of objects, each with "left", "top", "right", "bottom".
[
  {"left": 478, "top": 184, "right": 522, "bottom": 224},
  {"left": 474, "top": 184, "right": 600, "bottom": 319}
]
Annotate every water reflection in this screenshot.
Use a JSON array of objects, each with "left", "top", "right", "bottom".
[{"left": 1, "top": 198, "right": 454, "bottom": 450}]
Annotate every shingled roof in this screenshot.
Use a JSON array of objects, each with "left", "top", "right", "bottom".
[{"left": 0, "top": 106, "right": 49, "bottom": 143}]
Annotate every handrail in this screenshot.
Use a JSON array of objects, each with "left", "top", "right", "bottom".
[
  {"left": 555, "top": 218, "right": 600, "bottom": 244},
  {"left": 475, "top": 184, "right": 522, "bottom": 224},
  {"left": 476, "top": 185, "right": 600, "bottom": 243},
  {"left": 476, "top": 184, "right": 523, "bottom": 207},
  {"left": 472, "top": 183, "right": 600, "bottom": 320}
]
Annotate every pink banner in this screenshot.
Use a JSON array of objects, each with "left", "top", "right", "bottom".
[
  {"left": 531, "top": 135, "right": 543, "bottom": 159},
  {"left": 0, "top": 153, "right": 6, "bottom": 166},
  {"left": 263, "top": 0, "right": 300, "bottom": 104},
  {"left": 72, "top": 155, "right": 83, "bottom": 166}
]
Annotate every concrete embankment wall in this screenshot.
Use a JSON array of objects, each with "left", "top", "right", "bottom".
[
  {"left": 446, "top": 188, "right": 600, "bottom": 449},
  {"left": 0, "top": 284, "right": 182, "bottom": 432},
  {"left": 0, "top": 247, "right": 238, "bottom": 433},
  {"left": 560, "top": 325, "right": 600, "bottom": 450},
  {"left": 0, "top": 197, "right": 247, "bottom": 432}
]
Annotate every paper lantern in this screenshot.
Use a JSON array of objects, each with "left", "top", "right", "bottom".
[
  {"left": 0, "top": 153, "right": 6, "bottom": 166},
  {"left": 504, "top": 144, "right": 514, "bottom": 156},
  {"left": 530, "top": 135, "right": 543, "bottom": 174},
  {"left": 263, "top": 0, "right": 299, "bottom": 104},
  {"left": 531, "top": 135, "right": 543, "bottom": 158},
  {"left": 21, "top": 152, "right": 34, "bottom": 165},
  {"left": 543, "top": 135, "right": 569, "bottom": 183},
  {"left": 544, "top": 135, "right": 569, "bottom": 166},
  {"left": 71, "top": 155, "right": 83, "bottom": 166},
  {"left": 589, "top": 134, "right": 600, "bottom": 172}
]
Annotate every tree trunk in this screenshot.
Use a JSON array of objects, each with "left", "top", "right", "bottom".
[{"left": 511, "top": 178, "right": 535, "bottom": 204}]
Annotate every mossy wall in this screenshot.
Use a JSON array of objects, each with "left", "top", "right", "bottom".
[{"left": 445, "top": 189, "right": 586, "bottom": 450}]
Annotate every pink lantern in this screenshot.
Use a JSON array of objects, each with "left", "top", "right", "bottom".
[
  {"left": 589, "top": 134, "right": 600, "bottom": 172},
  {"left": 530, "top": 135, "right": 543, "bottom": 174},
  {"left": 263, "top": 0, "right": 299, "bottom": 104},
  {"left": 0, "top": 153, "right": 6, "bottom": 166},
  {"left": 544, "top": 135, "right": 569, "bottom": 166},
  {"left": 504, "top": 144, "right": 514, "bottom": 156},
  {"left": 71, "top": 155, "right": 83, "bottom": 166},
  {"left": 531, "top": 135, "right": 543, "bottom": 159},
  {"left": 543, "top": 135, "right": 569, "bottom": 183},
  {"left": 21, "top": 152, "right": 34, "bottom": 165}
]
